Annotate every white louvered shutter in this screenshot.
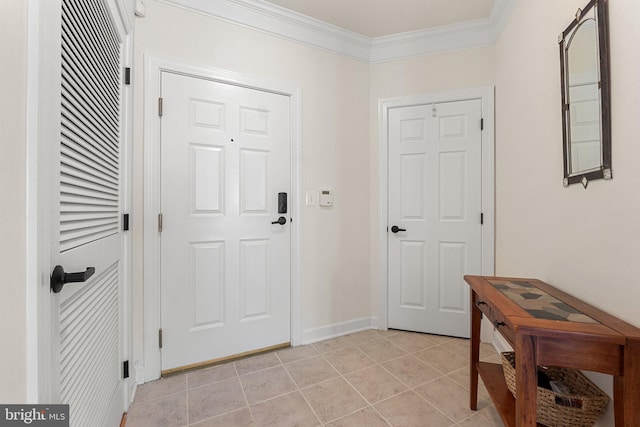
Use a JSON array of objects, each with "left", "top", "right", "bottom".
[
  {"left": 57, "top": 1, "right": 125, "bottom": 426},
  {"left": 60, "top": 0, "right": 121, "bottom": 252}
]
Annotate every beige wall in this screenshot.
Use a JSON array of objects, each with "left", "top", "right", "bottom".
[
  {"left": 370, "top": 48, "right": 495, "bottom": 99},
  {"left": 495, "top": 1, "right": 640, "bottom": 424},
  {"left": 0, "top": 0, "right": 28, "bottom": 403},
  {"left": 131, "top": 0, "right": 372, "bottom": 362}
]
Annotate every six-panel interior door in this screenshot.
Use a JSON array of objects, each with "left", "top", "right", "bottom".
[
  {"left": 160, "top": 72, "right": 292, "bottom": 371},
  {"left": 51, "top": 0, "right": 125, "bottom": 426},
  {"left": 388, "top": 100, "right": 483, "bottom": 338}
]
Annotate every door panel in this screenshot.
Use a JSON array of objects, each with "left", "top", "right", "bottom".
[
  {"left": 388, "top": 99, "right": 482, "bottom": 338},
  {"left": 60, "top": 262, "right": 119, "bottom": 427},
  {"left": 192, "top": 145, "right": 223, "bottom": 213},
  {"left": 400, "top": 154, "right": 425, "bottom": 219},
  {"left": 192, "top": 242, "right": 225, "bottom": 328},
  {"left": 439, "top": 152, "right": 466, "bottom": 221},
  {"left": 400, "top": 241, "right": 426, "bottom": 308},
  {"left": 241, "top": 149, "right": 269, "bottom": 213},
  {"left": 438, "top": 242, "right": 467, "bottom": 313},
  {"left": 53, "top": 0, "right": 126, "bottom": 425},
  {"left": 240, "top": 239, "right": 270, "bottom": 319},
  {"left": 160, "top": 72, "right": 291, "bottom": 371}
]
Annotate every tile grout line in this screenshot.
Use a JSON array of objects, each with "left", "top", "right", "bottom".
[
  {"left": 185, "top": 374, "right": 190, "bottom": 426},
  {"left": 318, "top": 344, "right": 376, "bottom": 426},
  {"left": 408, "top": 344, "right": 475, "bottom": 424},
  {"left": 334, "top": 360, "right": 394, "bottom": 426},
  {"left": 310, "top": 332, "right": 389, "bottom": 425},
  {"left": 233, "top": 361, "right": 256, "bottom": 427},
  {"left": 372, "top": 358, "right": 456, "bottom": 423},
  {"left": 365, "top": 339, "right": 470, "bottom": 424},
  {"left": 276, "top": 350, "right": 325, "bottom": 426},
  {"left": 316, "top": 332, "right": 432, "bottom": 424},
  {"left": 319, "top": 331, "right": 424, "bottom": 426}
]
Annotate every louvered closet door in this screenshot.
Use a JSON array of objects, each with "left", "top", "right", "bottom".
[{"left": 51, "top": 1, "right": 125, "bottom": 426}]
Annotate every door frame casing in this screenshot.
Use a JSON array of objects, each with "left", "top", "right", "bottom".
[
  {"left": 377, "top": 87, "right": 495, "bottom": 334},
  {"left": 143, "top": 56, "right": 302, "bottom": 382}
]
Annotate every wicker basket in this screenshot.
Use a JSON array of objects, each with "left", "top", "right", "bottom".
[{"left": 501, "top": 352, "right": 609, "bottom": 427}]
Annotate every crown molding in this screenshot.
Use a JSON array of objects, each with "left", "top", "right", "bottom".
[
  {"left": 370, "top": 0, "right": 518, "bottom": 62},
  {"left": 370, "top": 19, "right": 497, "bottom": 63},
  {"left": 158, "top": 0, "right": 519, "bottom": 63}
]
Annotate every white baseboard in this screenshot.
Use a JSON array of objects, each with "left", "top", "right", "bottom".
[{"left": 302, "top": 317, "right": 378, "bottom": 345}]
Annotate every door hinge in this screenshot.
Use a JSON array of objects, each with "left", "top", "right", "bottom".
[
  {"left": 481, "top": 213, "right": 484, "bottom": 225},
  {"left": 123, "top": 360, "right": 130, "bottom": 379},
  {"left": 158, "top": 97, "right": 163, "bottom": 117},
  {"left": 481, "top": 118, "right": 484, "bottom": 130},
  {"left": 159, "top": 329, "right": 163, "bottom": 349},
  {"left": 158, "top": 213, "right": 163, "bottom": 233},
  {"left": 123, "top": 213, "right": 130, "bottom": 231},
  {"left": 124, "top": 67, "right": 131, "bottom": 85}
]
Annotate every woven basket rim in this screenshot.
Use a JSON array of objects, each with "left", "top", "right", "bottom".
[{"left": 500, "top": 351, "right": 609, "bottom": 427}]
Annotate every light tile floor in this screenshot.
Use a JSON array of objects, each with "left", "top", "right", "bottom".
[{"left": 126, "top": 330, "right": 503, "bottom": 427}]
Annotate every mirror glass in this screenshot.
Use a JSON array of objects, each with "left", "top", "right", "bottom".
[
  {"left": 567, "top": 17, "right": 600, "bottom": 172},
  {"left": 560, "top": 0, "right": 611, "bottom": 188}
]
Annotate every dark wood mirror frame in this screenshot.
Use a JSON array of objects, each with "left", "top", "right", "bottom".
[{"left": 559, "top": 0, "right": 611, "bottom": 188}]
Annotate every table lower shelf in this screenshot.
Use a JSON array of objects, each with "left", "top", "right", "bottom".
[{"left": 476, "top": 361, "right": 544, "bottom": 427}]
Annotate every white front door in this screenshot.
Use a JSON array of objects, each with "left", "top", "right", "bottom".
[
  {"left": 50, "top": 0, "right": 127, "bottom": 426},
  {"left": 387, "top": 99, "right": 483, "bottom": 338},
  {"left": 160, "top": 72, "right": 292, "bottom": 371}
]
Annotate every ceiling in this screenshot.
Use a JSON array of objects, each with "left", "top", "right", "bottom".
[{"left": 261, "top": 0, "right": 496, "bottom": 38}]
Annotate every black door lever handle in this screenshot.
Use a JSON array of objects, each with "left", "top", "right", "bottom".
[
  {"left": 271, "top": 216, "right": 287, "bottom": 225},
  {"left": 51, "top": 265, "right": 96, "bottom": 293},
  {"left": 390, "top": 225, "right": 407, "bottom": 233}
]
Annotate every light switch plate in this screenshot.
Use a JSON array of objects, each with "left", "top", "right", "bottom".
[{"left": 305, "top": 190, "right": 317, "bottom": 207}]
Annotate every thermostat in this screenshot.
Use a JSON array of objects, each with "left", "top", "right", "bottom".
[{"left": 319, "top": 189, "right": 333, "bottom": 207}]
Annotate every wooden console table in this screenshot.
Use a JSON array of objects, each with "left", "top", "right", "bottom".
[{"left": 465, "top": 275, "right": 640, "bottom": 427}]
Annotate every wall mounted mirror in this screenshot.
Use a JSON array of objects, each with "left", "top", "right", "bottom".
[{"left": 559, "top": 0, "right": 611, "bottom": 188}]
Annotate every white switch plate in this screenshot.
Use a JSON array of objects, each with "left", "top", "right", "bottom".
[{"left": 305, "top": 190, "right": 318, "bottom": 206}]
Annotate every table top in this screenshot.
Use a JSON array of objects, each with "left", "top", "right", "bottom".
[
  {"left": 487, "top": 278, "right": 599, "bottom": 324},
  {"left": 464, "top": 275, "right": 640, "bottom": 344}
]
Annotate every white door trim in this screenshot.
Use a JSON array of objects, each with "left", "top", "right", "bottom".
[
  {"left": 143, "top": 56, "right": 302, "bottom": 382},
  {"left": 377, "top": 87, "right": 495, "bottom": 332}
]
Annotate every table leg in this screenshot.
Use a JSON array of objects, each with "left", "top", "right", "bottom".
[
  {"left": 613, "top": 341, "right": 640, "bottom": 427},
  {"left": 515, "top": 333, "right": 537, "bottom": 427},
  {"left": 470, "top": 291, "right": 481, "bottom": 410}
]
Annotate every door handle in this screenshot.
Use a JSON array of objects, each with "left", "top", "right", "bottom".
[
  {"left": 390, "top": 225, "right": 406, "bottom": 233},
  {"left": 50, "top": 265, "right": 96, "bottom": 293},
  {"left": 271, "top": 216, "right": 287, "bottom": 225}
]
